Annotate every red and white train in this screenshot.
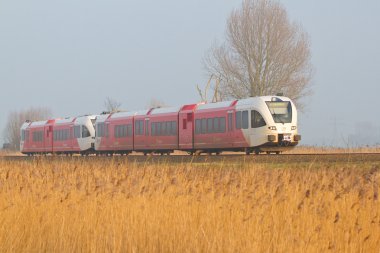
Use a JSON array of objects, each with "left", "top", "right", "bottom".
[{"left": 20, "top": 96, "right": 301, "bottom": 155}]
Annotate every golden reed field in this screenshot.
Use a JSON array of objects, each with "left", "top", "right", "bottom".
[{"left": 0, "top": 157, "right": 379, "bottom": 252}]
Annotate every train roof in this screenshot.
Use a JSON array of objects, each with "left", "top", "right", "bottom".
[
  {"left": 109, "top": 111, "right": 135, "bottom": 119},
  {"left": 196, "top": 100, "right": 236, "bottom": 111},
  {"left": 29, "top": 120, "right": 49, "bottom": 127},
  {"left": 150, "top": 106, "right": 181, "bottom": 115},
  {"left": 236, "top": 96, "right": 292, "bottom": 106}
]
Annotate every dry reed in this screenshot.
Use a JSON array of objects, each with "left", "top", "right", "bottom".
[{"left": 0, "top": 158, "right": 379, "bottom": 252}]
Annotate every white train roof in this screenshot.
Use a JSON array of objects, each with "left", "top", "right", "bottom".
[
  {"left": 236, "top": 96, "right": 291, "bottom": 106},
  {"left": 54, "top": 115, "right": 98, "bottom": 125},
  {"left": 55, "top": 118, "right": 75, "bottom": 124},
  {"left": 196, "top": 100, "right": 235, "bottom": 111},
  {"left": 95, "top": 114, "right": 110, "bottom": 123},
  {"left": 134, "top": 109, "right": 151, "bottom": 116},
  {"left": 150, "top": 106, "right": 181, "bottom": 115},
  {"left": 29, "top": 120, "right": 48, "bottom": 127},
  {"left": 110, "top": 111, "right": 135, "bottom": 119},
  {"left": 21, "top": 122, "right": 32, "bottom": 130}
]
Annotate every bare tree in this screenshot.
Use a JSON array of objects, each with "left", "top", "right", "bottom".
[
  {"left": 147, "top": 98, "right": 167, "bottom": 109},
  {"left": 204, "top": 0, "right": 312, "bottom": 107},
  {"left": 197, "top": 74, "right": 223, "bottom": 103},
  {"left": 104, "top": 97, "right": 122, "bottom": 113},
  {"left": 3, "top": 107, "right": 52, "bottom": 150}
]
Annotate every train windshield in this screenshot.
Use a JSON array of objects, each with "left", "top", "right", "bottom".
[{"left": 266, "top": 101, "right": 292, "bottom": 123}]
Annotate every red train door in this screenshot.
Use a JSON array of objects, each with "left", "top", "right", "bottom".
[
  {"left": 44, "top": 125, "right": 53, "bottom": 153},
  {"left": 227, "top": 111, "right": 234, "bottom": 148},
  {"left": 179, "top": 112, "right": 194, "bottom": 150}
]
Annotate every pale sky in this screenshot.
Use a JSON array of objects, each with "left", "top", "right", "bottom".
[{"left": 1, "top": 0, "right": 379, "bottom": 147}]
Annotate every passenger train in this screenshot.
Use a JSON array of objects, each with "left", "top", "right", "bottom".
[{"left": 20, "top": 96, "right": 301, "bottom": 155}]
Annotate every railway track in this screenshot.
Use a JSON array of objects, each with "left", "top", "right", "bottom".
[{"left": 2, "top": 153, "right": 380, "bottom": 164}]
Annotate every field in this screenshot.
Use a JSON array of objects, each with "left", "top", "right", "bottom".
[{"left": 0, "top": 156, "right": 379, "bottom": 252}]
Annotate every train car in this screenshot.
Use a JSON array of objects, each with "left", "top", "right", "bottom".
[
  {"left": 193, "top": 100, "right": 243, "bottom": 153},
  {"left": 53, "top": 115, "right": 97, "bottom": 155},
  {"left": 191, "top": 96, "right": 300, "bottom": 154},
  {"left": 136, "top": 107, "right": 180, "bottom": 154},
  {"left": 20, "top": 119, "right": 55, "bottom": 155},
  {"left": 95, "top": 112, "right": 134, "bottom": 155},
  {"left": 20, "top": 115, "right": 97, "bottom": 155},
  {"left": 94, "top": 104, "right": 198, "bottom": 155}
]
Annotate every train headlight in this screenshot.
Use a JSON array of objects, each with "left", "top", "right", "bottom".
[
  {"left": 294, "top": 135, "right": 301, "bottom": 141},
  {"left": 268, "top": 126, "right": 277, "bottom": 130},
  {"left": 291, "top": 126, "right": 297, "bottom": 130},
  {"left": 268, "top": 135, "right": 276, "bottom": 142}
]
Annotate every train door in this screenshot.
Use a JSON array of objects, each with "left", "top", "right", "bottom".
[
  {"left": 104, "top": 122, "right": 110, "bottom": 149},
  {"left": 179, "top": 112, "right": 194, "bottom": 150},
  {"left": 227, "top": 111, "right": 234, "bottom": 148},
  {"left": 44, "top": 125, "right": 53, "bottom": 153},
  {"left": 69, "top": 125, "right": 74, "bottom": 150}
]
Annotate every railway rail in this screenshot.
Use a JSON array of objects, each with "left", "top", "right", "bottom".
[{"left": 2, "top": 153, "right": 380, "bottom": 164}]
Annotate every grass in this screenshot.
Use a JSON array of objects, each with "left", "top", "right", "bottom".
[{"left": 0, "top": 157, "right": 379, "bottom": 252}]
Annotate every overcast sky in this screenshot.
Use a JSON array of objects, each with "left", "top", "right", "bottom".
[{"left": 1, "top": 0, "right": 379, "bottom": 147}]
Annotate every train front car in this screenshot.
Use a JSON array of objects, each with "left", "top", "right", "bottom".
[{"left": 237, "top": 96, "right": 301, "bottom": 154}]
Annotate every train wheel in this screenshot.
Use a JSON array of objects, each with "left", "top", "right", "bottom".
[
  {"left": 245, "top": 149, "right": 251, "bottom": 155},
  {"left": 254, "top": 150, "right": 260, "bottom": 155}
]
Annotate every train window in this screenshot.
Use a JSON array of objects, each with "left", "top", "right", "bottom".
[
  {"left": 33, "top": 131, "right": 43, "bottom": 142},
  {"left": 228, "top": 113, "right": 233, "bottom": 131},
  {"left": 207, "top": 118, "right": 213, "bottom": 133},
  {"left": 96, "top": 124, "right": 102, "bottom": 137},
  {"left": 195, "top": 119, "right": 201, "bottom": 134},
  {"left": 201, "top": 119, "right": 207, "bottom": 134},
  {"left": 160, "top": 122, "right": 165, "bottom": 136},
  {"left": 151, "top": 122, "right": 156, "bottom": 136},
  {"left": 114, "top": 125, "right": 119, "bottom": 138},
  {"left": 25, "top": 130, "right": 29, "bottom": 141},
  {"left": 213, "top": 118, "right": 219, "bottom": 133},
  {"left": 236, "top": 111, "right": 242, "bottom": 129},
  {"left": 220, "top": 117, "right": 226, "bottom": 133},
  {"left": 115, "top": 125, "right": 128, "bottom": 138},
  {"left": 135, "top": 120, "right": 144, "bottom": 136},
  {"left": 134, "top": 121, "right": 139, "bottom": 135},
  {"left": 242, "top": 111, "right": 249, "bottom": 129},
  {"left": 266, "top": 101, "right": 292, "bottom": 123},
  {"left": 251, "top": 111, "right": 266, "bottom": 128},
  {"left": 172, "top": 121, "right": 177, "bottom": 135},
  {"left": 145, "top": 120, "right": 150, "bottom": 136},
  {"left": 183, "top": 119, "right": 187, "bottom": 130},
  {"left": 127, "top": 125, "right": 132, "bottom": 136},
  {"left": 156, "top": 122, "right": 161, "bottom": 136},
  {"left": 166, "top": 122, "right": 171, "bottom": 136},
  {"left": 82, "top": 126, "right": 90, "bottom": 138},
  {"left": 74, "top": 126, "right": 81, "bottom": 138}
]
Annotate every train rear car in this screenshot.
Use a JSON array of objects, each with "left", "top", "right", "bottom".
[{"left": 20, "top": 115, "right": 96, "bottom": 155}]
